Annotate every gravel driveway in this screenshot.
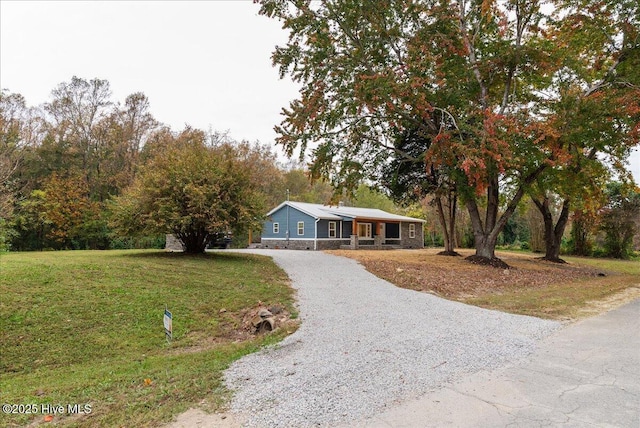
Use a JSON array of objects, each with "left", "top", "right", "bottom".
[{"left": 224, "top": 250, "right": 560, "bottom": 427}]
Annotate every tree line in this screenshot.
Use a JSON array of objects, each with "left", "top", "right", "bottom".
[
  {"left": 1, "top": 68, "right": 638, "bottom": 258},
  {"left": 0, "top": 77, "right": 342, "bottom": 252},
  {"left": 2, "top": 76, "right": 419, "bottom": 253}
]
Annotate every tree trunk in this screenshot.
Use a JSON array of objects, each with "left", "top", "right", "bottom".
[
  {"left": 532, "top": 196, "right": 570, "bottom": 263},
  {"left": 448, "top": 189, "right": 458, "bottom": 250},
  {"left": 465, "top": 196, "right": 506, "bottom": 266},
  {"left": 526, "top": 199, "right": 545, "bottom": 252},
  {"left": 177, "top": 229, "right": 209, "bottom": 254},
  {"left": 464, "top": 170, "right": 538, "bottom": 268},
  {"left": 473, "top": 233, "right": 498, "bottom": 259},
  {"left": 435, "top": 195, "right": 451, "bottom": 252},
  {"left": 465, "top": 176, "right": 502, "bottom": 262},
  {"left": 434, "top": 190, "right": 459, "bottom": 255}
]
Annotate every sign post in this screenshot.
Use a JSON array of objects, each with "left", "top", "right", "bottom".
[{"left": 163, "top": 307, "right": 172, "bottom": 342}]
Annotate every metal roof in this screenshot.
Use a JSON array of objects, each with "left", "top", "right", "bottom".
[
  {"left": 266, "top": 201, "right": 343, "bottom": 220},
  {"left": 267, "top": 201, "right": 426, "bottom": 223}
]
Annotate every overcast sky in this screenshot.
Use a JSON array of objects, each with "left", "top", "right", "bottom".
[
  {"left": 1, "top": 0, "right": 638, "bottom": 181},
  {"left": 1, "top": 1, "right": 300, "bottom": 151}
]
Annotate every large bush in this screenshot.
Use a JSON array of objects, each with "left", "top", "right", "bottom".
[{"left": 110, "top": 129, "right": 265, "bottom": 253}]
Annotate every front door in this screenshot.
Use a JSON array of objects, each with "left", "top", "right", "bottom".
[{"left": 379, "top": 223, "right": 385, "bottom": 244}]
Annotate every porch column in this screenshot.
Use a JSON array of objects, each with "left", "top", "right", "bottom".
[{"left": 374, "top": 234, "right": 383, "bottom": 249}]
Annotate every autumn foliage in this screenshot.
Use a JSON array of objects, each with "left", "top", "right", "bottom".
[
  {"left": 257, "top": 0, "right": 639, "bottom": 262},
  {"left": 109, "top": 129, "right": 266, "bottom": 253}
]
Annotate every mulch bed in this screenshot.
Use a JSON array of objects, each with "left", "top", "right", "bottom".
[{"left": 329, "top": 249, "right": 604, "bottom": 298}]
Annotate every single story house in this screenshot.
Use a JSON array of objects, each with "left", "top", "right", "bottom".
[{"left": 261, "top": 201, "right": 426, "bottom": 250}]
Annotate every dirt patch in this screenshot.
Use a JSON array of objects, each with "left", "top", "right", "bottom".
[
  {"left": 574, "top": 286, "right": 640, "bottom": 318},
  {"left": 170, "top": 303, "right": 298, "bottom": 356},
  {"left": 238, "top": 304, "right": 294, "bottom": 334}
]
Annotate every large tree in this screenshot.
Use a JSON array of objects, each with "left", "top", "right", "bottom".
[
  {"left": 110, "top": 128, "right": 265, "bottom": 253},
  {"left": 528, "top": 0, "right": 640, "bottom": 262},
  {"left": 257, "top": 0, "right": 639, "bottom": 265},
  {"left": 529, "top": 155, "right": 609, "bottom": 262}
]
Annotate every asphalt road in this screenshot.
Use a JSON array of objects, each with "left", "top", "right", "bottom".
[{"left": 343, "top": 298, "right": 640, "bottom": 427}]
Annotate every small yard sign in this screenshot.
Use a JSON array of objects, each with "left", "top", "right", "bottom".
[{"left": 163, "top": 307, "right": 173, "bottom": 342}]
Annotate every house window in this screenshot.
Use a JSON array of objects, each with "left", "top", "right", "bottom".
[
  {"left": 328, "top": 221, "right": 337, "bottom": 238},
  {"left": 357, "top": 223, "right": 372, "bottom": 238},
  {"left": 273, "top": 223, "right": 279, "bottom": 234},
  {"left": 409, "top": 223, "right": 416, "bottom": 238},
  {"left": 297, "top": 221, "right": 305, "bottom": 235}
]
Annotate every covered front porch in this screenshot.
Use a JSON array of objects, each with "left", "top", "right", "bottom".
[{"left": 339, "top": 218, "right": 403, "bottom": 250}]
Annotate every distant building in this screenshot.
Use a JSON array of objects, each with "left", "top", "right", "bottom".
[{"left": 260, "top": 201, "right": 425, "bottom": 250}]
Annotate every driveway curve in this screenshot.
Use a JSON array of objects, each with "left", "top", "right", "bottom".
[{"left": 223, "top": 250, "right": 560, "bottom": 427}]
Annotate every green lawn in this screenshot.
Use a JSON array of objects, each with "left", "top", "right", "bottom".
[
  {"left": 0, "top": 250, "right": 296, "bottom": 427},
  {"left": 561, "top": 254, "right": 640, "bottom": 275}
]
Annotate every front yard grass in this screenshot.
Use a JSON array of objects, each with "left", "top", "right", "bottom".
[
  {"left": 0, "top": 250, "right": 296, "bottom": 427},
  {"left": 328, "top": 248, "right": 640, "bottom": 320}
]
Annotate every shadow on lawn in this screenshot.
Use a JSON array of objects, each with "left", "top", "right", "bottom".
[{"left": 118, "top": 250, "right": 259, "bottom": 263}]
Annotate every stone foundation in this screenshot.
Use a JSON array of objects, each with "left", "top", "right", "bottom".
[
  {"left": 165, "top": 234, "right": 184, "bottom": 251},
  {"left": 316, "top": 239, "right": 351, "bottom": 250},
  {"left": 260, "top": 239, "right": 315, "bottom": 250},
  {"left": 260, "top": 239, "right": 350, "bottom": 250}
]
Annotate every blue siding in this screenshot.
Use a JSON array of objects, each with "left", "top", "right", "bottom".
[
  {"left": 317, "top": 219, "right": 354, "bottom": 238},
  {"left": 317, "top": 220, "right": 330, "bottom": 238},
  {"left": 262, "top": 205, "right": 316, "bottom": 239}
]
